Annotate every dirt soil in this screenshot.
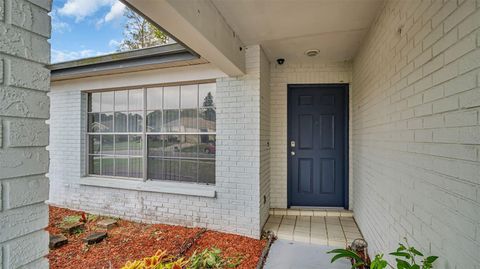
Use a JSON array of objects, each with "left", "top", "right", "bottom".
[{"left": 47, "top": 206, "right": 266, "bottom": 269}]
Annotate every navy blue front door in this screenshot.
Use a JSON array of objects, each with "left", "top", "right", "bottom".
[{"left": 288, "top": 84, "right": 347, "bottom": 207}]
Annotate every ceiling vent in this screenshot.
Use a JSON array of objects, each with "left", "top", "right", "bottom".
[{"left": 305, "top": 49, "right": 320, "bottom": 57}]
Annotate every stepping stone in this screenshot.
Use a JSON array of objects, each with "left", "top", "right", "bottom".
[
  {"left": 83, "top": 232, "right": 107, "bottom": 244},
  {"left": 60, "top": 222, "right": 85, "bottom": 235},
  {"left": 49, "top": 234, "right": 68, "bottom": 249},
  {"left": 97, "top": 219, "right": 118, "bottom": 230}
]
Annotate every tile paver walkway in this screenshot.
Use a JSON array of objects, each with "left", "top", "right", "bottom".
[{"left": 264, "top": 215, "right": 363, "bottom": 247}]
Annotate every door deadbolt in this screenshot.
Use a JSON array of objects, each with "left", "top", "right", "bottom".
[{"left": 290, "top": 140, "right": 296, "bottom": 147}]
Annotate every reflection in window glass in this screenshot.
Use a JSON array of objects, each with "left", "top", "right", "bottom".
[
  {"left": 88, "top": 113, "right": 100, "bottom": 132},
  {"left": 128, "top": 112, "right": 143, "bottom": 132},
  {"left": 164, "top": 110, "right": 179, "bottom": 132},
  {"left": 199, "top": 83, "right": 215, "bottom": 108},
  {"left": 114, "top": 157, "right": 129, "bottom": 177},
  {"left": 181, "top": 85, "right": 197, "bottom": 109},
  {"left": 100, "top": 113, "right": 113, "bottom": 132},
  {"left": 89, "top": 93, "right": 101, "bottom": 112},
  {"left": 147, "top": 87, "right": 162, "bottom": 109},
  {"left": 164, "top": 86, "right": 179, "bottom": 109},
  {"left": 89, "top": 135, "right": 100, "bottom": 154},
  {"left": 115, "top": 135, "right": 128, "bottom": 155},
  {"left": 114, "top": 112, "right": 128, "bottom": 132},
  {"left": 101, "top": 92, "right": 114, "bottom": 112},
  {"left": 146, "top": 110, "right": 162, "bottom": 132},
  {"left": 129, "top": 157, "right": 143, "bottom": 178},
  {"left": 115, "top": 91, "right": 128, "bottom": 111},
  {"left": 88, "top": 83, "right": 215, "bottom": 183},
  {"left": 129, "top": 89, "right": 143, "bottom": 110},
  {"left": 102, "top": 156, "right": 114, "bottom": 176}
]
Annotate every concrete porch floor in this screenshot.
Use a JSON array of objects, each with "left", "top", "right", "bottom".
[{"left": 263, "top": 214, "right": 363, "bottom": 247}]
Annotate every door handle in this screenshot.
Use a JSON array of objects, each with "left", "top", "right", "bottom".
[{"left": 291, "top": 151, "right": 296, "bottom": 156}]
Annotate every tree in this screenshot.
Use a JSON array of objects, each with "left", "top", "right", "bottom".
[{"left": 118, "top": 9, "right": 168, "bottom": 51}]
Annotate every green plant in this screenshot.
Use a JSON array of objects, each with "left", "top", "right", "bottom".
[
  {"left": 188, "top": 247, "right": 242, "bottom": 269},
  {"left": 389, "top": 241, "right": 438, "bottom": 269},
  {"left": 328, "top": 239, "right": 438, "bottom": 269},
  {"left": 62, "top": 215, "right": 82, "bottom": 225},
  {"left": 328, "top": 248, "right": 366, "bottom": 269}
]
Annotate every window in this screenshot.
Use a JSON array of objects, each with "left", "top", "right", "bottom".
[{"left": 87, "top": 83, "right": 216, "bottom": 184}]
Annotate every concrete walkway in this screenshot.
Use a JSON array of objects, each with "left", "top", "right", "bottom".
[{"left": 264, "top": 239, "right": 351, "bottom": 269}]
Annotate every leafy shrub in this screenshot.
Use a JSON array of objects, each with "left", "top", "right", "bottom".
[
  {"left": 188, "top": 248, "right": 242, "bottom": 269},
  {"left": 121, "top": 248, "right": 242, "bottom": 269},
  {"left": 328, "top": 239, "right": 438, "bottom": 269},
  {"left": 121, "top": 250, "right": 187, "bottom": 269}
]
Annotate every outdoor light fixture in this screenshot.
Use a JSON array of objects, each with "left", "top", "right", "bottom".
[{"left": 304, "top": 49, "right": 320, "bottom": 57}]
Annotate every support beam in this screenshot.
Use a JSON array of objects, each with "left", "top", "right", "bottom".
[{"left": 123, "top": 0, "right": 245, "bottom": 76}]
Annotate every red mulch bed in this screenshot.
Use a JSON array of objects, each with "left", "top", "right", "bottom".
[{"left": 47, "top": 206, "right": 266, "bottom": 269}]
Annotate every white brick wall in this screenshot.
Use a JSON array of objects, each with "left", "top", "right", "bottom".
[
  {"left": 269, "top": 62, "right": 353, "bottom": 209},
  {"left": 49, "top": 47, "right": 266, "bottom": 238},
  {"left": 352, "top": 0, "right": 480, "bottom": 267},
  {"left": 0, "top": 0, "right": 51, "bottom": 268}
]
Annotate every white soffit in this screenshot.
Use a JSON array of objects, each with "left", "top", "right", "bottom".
[{"left": 212, "top": 0, "right": 384, "bottom": 64}]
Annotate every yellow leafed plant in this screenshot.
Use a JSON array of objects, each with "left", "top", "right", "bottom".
[{"left": 121, "top": 250, "right": 188, "bottom": 269}]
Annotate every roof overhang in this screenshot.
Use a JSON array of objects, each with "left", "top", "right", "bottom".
[{"left": 49, "top": 44, "right": 208, "bottom": 82}]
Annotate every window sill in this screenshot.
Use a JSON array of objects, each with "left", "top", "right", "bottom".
[{"left": 79, "top": 177, "right": 216, "bottom": 198}]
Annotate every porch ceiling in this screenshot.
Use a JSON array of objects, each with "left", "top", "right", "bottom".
[{"left": 211, "top": 0, "right": 384, "bottom": 64}]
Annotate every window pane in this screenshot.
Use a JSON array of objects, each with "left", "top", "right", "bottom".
[
  {"left": 146, "top": 110, "right": 162, "bottom": 132},
  {"left": 128, "top": 111, "right": 143, "bottom": 132},
  {"left": 129, "top": 89, "right": 143, "bottom": 110},
  {"left": 89, "top": 135, "right": 101, "bottom": 154},
  {"left": 163, "top": 159, "right": 179, "bottom": 181},
  {"left": 164, "top": 86, "right": 179, "bottom": 109},
  {"left": 115, "top": 91, "right": 128, "bottom": 111},
  {"left": 101, "top": 135, "right": 114, "bottom": 155},
  {"left": 115, "top": 135, "right": 128, "bottom": 155},
  {"left": 114, "top": 111, "right": 128, "bottom": 132},
  {"left": 199, "top": 83, "right": 215, "bottom": 108},
  {"left": 164, "top": 135, "right": 181, "bottom": 157},
  {"left": 100, "top": 112, "right": 113, "bottom": 132},
  {"left": 148, "top": 157, "right": 163, "bottom": 180},
  {"left": 89, "top": 155, "right": 101, "bottom": 175},
  {"left": 101, "top": 156, "right": 114, "bottom": 176},
  {"left": 147, "top": 135, "right": 163, "bottom": 157},
  {"left": 180, "top": 159, "right": 197, "bottom": 182},
  {"left": 88, "top": 113, "right": 100, "bottom": 132},
  {"left": 181, "top": 134, "right": 198, "bottom": 158},
  {"left": 101, "top": 91, "right": 114, "bottom": 112},
  {"left": 164, "top": 110, "right": 179, "bottom": 132},
  {"left": 198, "top": 135, "right": 215, "bottom": 159},
  {"left": 180, "top": 109, "right": 197, "bottom": 132},
  {"left": 199, "top": 108, "right": 216, "bottom": 132},
  {"left": 147, "top": 87, "right": 162, "bottom": 109},
  {"left": 129, "top": 157, "right": 143, "bottom": 178},
  {"left": 114, "top": 157, "right": 129, "bottom": 177},
  {"left": 129, "top": 135, "right": 143, "bottom": 156},
  {"left": 89, "top": 93, "right": 101, "bottom": 112},
  {"left": 181, "top": 85, "right": 197, "bottom": 109},
  {"left": 198, "top": 160, "right": 215, "bottom": 184}
]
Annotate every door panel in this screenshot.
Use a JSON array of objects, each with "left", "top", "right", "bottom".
[{"left": 288, "top": 85, "right": 347, "bottom": 207}]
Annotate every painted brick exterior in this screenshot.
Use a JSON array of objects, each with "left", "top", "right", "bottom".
[
  {"left": 0, "top": 0, "right": 51, "bottom": 268},
  {"left": 352, "top": 0, "right": 480, "bottom": 268},
  {"left": 49, "top": 46, "right": 266, "bottom": 238},
  {"left": 269, "top": 62, "right": 353, "bottom": 209}
]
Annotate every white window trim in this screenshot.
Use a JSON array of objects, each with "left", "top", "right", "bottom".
[{"left": 80, "top": 176, "right": 216, "bottom": 198}]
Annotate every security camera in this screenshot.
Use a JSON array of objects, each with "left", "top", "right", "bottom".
[{"left": 276, "top": 58, "right": 285, "bottom": 65}]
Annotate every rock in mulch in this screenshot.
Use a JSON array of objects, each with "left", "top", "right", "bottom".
[
  {"left": 60, "top": 222, "right": 85, "bottom": 235},
  {"left": 96, "top": 219, "right": 118, "bottom": 230},
  {"left": 82, "top": 232, "right": 107, "bottom": 245},
  {"left": 50, "top": 234, "right": 68, "bottom": 249}
]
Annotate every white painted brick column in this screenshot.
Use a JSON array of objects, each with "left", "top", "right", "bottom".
[
  {"left": 0, "top": 0, "right": 51, "bottom": 268},
  {"left": 352, "top": 0, "right": 480, "bottom": 267}
]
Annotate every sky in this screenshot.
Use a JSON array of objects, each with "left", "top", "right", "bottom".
[{"left": 50, "top": 0, "right": 129, "bottom": 63}]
